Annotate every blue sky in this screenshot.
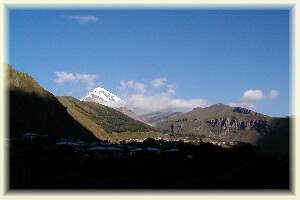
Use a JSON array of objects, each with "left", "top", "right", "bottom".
[{"left": 8, "top": 9, "right": 290, "bottom": 116}]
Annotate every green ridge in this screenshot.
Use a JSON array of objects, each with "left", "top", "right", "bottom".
[
  {"left": 155, "top": 103, "right": 290, "bottom": 154},
  {"left": 57, "top": 96, "right": 154, "bottom": 135}
]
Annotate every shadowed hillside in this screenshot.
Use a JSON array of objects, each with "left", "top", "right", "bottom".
[
  {"left": 256, "top": 117, "right": 290, "bottom": 156},
  {"left": 8, "top": 64, "right": 99, "bottom": 141}
]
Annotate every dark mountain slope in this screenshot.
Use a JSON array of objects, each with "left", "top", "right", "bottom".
[
  {"left": 8, "top": 64, "right": 100, "bottom": 141},
  {"left": 256, "top": 117, "right": 290, "bottom": 155}
]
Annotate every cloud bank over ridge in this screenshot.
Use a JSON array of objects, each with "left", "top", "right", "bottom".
[
  {"left": 54, "top": 71, "right": 279, "bottom": 115},
  {"left": 104, "top": 78, "right": 209, "bottom": 114}
]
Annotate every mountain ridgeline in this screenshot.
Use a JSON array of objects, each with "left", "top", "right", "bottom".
[
  {"left": 140, "top": 111, "right": 182, "bottom": 126},
  {"left": 8, "top": 64, "right": 290, "bottom": 154},
  {"left": 8, "top": 64, "right": 153, "bottom": 141},
  {"left": 116, "top": 107, "right": 181, "bottom": 126}
]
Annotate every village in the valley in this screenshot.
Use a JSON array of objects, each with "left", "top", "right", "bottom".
[{"left": 8, "top": 131, "right": 253, "bottom": 161}]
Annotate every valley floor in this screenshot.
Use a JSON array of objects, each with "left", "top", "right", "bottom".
[{"left": 8, "top": 139, "right": 289, "bottom": 190}]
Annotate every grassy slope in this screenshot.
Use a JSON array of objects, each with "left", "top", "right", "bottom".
[
  {"left": 57, "top": 96, "right": 154, "bottom": 136},
  {"left": 156, "top": 104, "right": 270, "bottom": 133},
  {"left": 9, "top": 64, "right": 53, "bottom": 98},
  {"left": 177, "top": 104, "right": 269, "bottom": 122},
  {"left": 57, "top": 96, "right": 109, "bottom": 140}
]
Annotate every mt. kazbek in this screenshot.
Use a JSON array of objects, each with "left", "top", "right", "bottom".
[{"left": 80, "top": 87, "right": 121, "bottom": 104}]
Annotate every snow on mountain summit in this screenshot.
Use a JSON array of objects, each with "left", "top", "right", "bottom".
[{"left": 80, "top": 87, "right": 121, "bottom": 104}]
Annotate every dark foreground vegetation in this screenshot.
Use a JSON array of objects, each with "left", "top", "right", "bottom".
[{"left": 9, "top": 138, "right": 289, "bottom": 189}]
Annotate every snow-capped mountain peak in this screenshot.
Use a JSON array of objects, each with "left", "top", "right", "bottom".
[{"left": 80, "top": 87, "right": 121, "bottom": 104}]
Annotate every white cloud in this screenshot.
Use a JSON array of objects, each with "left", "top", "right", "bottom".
[
  {"left": 54, "top": 72, "right": 76, "bottom": 85},
  {"left": 120, "top": 80, "right": 147, "bottom": 93},
  {"left": 241, "top": 90, "right": 265, "bottom": 101},
  {"left": 151, "top": 77, "right": 167, "bottom": 88},
  {"left": 169, "top": 98, "right": 209, "bottom": 110},
  {"left": 240, "top": 89, "right": 279, "bottom": 102},
  {"left": 68, "top": 15, "right": 98, "bottom": 24},
  {"left": 120, "top": 80, "right": 134, "bottom": 88},
  {"left": 105, "top": 93, "right": 209, "bottom": 115},
  {"left": 54, "top": 72, "right": 97, "bottom": 91},
  {"left": 106, "top": 78, "right": 209, "bottom": 114},
  {"left": 134, "top": 82, "right": 147, "bottom": 93},
  {"left": 167, "top": 84, "right": 176, "bottom": 95},
  {"left": 230, "top": 89, "right": 279, "bottom": 110},
  {"left": 268, "top": 90, "right": 279, "bottom": 99}
]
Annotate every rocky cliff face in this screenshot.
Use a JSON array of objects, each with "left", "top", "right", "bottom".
[
  {"left": 164, "top": 117, "right": 271, "bottom": 135},
  {"left": 205, "top": 117, "right": 271, "bottom": 134}
]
